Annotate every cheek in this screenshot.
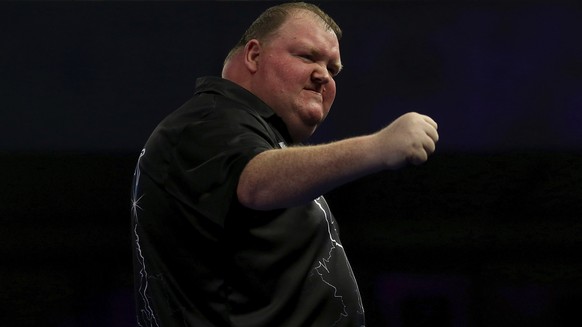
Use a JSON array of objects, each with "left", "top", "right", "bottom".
[
  {"left": 264, "top": 56, "right": 292, "bottom": 82},
  {"left": 273, "top": 58, "right": 301, "bottom": 80},
  {"left": 325, "top": 83, "right": 337, "bottom": 107}
]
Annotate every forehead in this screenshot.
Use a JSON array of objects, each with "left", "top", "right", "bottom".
[{"left": 270, "top": 10, "right": 341, "bottom": 57}]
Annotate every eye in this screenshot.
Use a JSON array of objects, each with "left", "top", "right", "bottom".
[
  {"left": 327, "top": 66, "right": 339, "bottom": 76},
  {"left": 328, "top": 64, "right": 342, "bottom": 76}
]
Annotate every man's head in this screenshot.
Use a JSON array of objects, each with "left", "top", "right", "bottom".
[
  {"left": 224, "top": 2, "right": 341, "bottom": 65},
  {"left": 222, "top": 2, "right": 343, "bottom": 142}
]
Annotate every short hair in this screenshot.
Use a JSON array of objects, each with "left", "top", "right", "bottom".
[{"left": 224, "top": 2, "right": 342, "bottom": 65}]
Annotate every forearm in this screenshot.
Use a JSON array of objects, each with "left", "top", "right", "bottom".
[
  {"left": 237, "top": 134, "right": 383, "bottom": 210},
  {"left": 237, "top": 112, "right": 438, "bottom": 210}
]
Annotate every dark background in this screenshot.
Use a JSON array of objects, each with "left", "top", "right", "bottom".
[{"left": 1, "top": 1, "right": 581, "bottom": 326}]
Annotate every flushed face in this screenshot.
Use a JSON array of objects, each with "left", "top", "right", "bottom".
[{"left": 250, "top": 10, "right": 342, "bottom": 142}]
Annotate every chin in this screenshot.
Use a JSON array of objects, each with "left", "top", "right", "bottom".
[{"left": 300, "top": 108, "right": 325, "bottom": 125}]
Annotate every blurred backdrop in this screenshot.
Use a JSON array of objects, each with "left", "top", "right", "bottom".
[{"left": 1, "top": 1, "right": 581, "bottom": 326}]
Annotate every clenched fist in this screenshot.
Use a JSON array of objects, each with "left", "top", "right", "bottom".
[{"left": 372, "top": 112, "right": 439, "bottom": 169}]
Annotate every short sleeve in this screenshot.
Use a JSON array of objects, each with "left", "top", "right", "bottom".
[{"left": 164, "top": 107, "right": 277, "bottom": 227}]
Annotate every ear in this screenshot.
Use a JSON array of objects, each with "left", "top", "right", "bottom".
[{"left": 243, "top": 39, "right": 261, "bottom": 73}]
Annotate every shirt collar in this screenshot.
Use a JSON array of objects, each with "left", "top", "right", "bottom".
[
  {"left": 194, "top": 76, "right": 293, "bottom": 143},
  {"left": 195, "top": 76, "right": 275, "bottom": 119}
]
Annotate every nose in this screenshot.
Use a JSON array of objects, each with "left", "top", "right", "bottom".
[{"left": 312, "top": 64, "right": 330, "bottom": 85}]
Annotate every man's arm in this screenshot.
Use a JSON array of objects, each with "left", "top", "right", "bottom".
[{"left": 237, "top": 112, "right": 439, "bottom": 210}]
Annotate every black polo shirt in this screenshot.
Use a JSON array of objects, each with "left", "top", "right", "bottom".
[{"left": 131, "top": 77, "right": 365, "bottom": 327}]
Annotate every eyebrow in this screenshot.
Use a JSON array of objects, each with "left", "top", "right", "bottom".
[
  {"left": 308, "top": 48, "right": 343, "bottom": 74},
  {"left": 334, "top": 62, "right": 344, "bottom": 74}
]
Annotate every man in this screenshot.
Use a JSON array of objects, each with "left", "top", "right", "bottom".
[{"left": 131, "top": 2, "right": 438, "bottom": 327}]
